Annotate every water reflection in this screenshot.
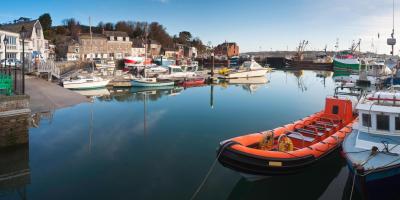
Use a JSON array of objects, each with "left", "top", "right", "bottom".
[
  {"left": 0, "top": 145, "right": 30, "bottom": 200},
  {"left": 95, "top": 86, "right": 184, "bottom": 102},
  {"left": 20, "top": 70, "right": 367, "bottom": 199},
  {"left": 227, "top": 151, "right": 346, "bottom": 200},
  {"left": 74, "top": 88, "right": 111, "bottom": 98},
  {"left": 225, "top": 76, "right": 269, "bottom": 94}
]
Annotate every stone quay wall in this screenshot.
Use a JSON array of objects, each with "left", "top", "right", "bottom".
[{"left": 0, "top": 95, "right": 30, "bottom": 147}]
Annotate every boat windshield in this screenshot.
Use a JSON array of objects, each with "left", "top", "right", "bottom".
[{"left": 242, "top": 61, "right": 264, "bottom": 70}]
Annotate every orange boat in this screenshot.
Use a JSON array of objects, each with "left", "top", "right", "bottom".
[{"left": 217, "top": 97, "right": 355, "bottom": 179}]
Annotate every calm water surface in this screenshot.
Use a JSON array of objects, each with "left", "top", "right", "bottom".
[{"left": 1, "top": 70, "right": 362, "bottom": 200}]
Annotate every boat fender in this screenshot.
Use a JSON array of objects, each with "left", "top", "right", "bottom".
[{"left": 278, "top": 135, "right": 293, "bottom": 152}]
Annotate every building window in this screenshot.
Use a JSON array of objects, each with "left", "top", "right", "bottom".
[
  {"left": 396, "top": 117, "right": 400, "bottom": 131},
  {"left": 377, "top": 114, "right": 390, "bottom": 131},
  {"left": 362, "top": 113, "right": 371, "bottom": 127}
]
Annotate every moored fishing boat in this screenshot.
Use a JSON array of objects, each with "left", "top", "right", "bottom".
[
  {"left": 217, "top": 96, "right": 356, "bottom": 180},
  {"left": 179, "top": 77, "right": 205, "bottom": 87},
  {"left": 63, "top": 76, "right": 110, "bottom": 90},
  {"left": 342, "top": 90, "right": 400, "bottom": 199},
  {"left": 220, "top": 59, "right": 270, "bottom": 79},
  {"left": 333, "top": 51, "right": 360, "bottom": 72}
]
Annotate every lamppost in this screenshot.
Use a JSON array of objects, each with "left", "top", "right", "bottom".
[
  {"left": 3, "top": 36, "right": 8, "bottom": 68},
  {"left": 20, "top": 26, "right": 27, "bottom": 94},
  {"left": 211, "top": 52, "right": 214, "bottom": 78}
]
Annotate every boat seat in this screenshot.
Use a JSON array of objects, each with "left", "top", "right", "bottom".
[
  {"left": 307, "top": 125, "right": 332, "bottom": 132},
  {"left": 296, "top": 128, "right": 325, "bottom": 136},
  {"left": 287, "top": 132, "right": 315, "bottom": 143},
  {"left": 315, "top": 121, "right": 338, "bottom": 127}
]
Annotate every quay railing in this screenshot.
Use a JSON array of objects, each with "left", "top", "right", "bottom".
[{"left": 0, "top": 63, "right": 25, "bottom": 96}]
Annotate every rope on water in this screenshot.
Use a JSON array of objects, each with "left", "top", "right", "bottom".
[{"left": 190, "top": 142, "right": 231, "bottom": 200}]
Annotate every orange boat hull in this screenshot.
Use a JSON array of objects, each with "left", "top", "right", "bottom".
[{"left": 218, "top": 97, "right": 355, "bottom": 176}]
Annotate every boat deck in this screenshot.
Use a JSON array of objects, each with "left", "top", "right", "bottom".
[{"left": 343, "top": 130, "right": 400, "bottom": 171}]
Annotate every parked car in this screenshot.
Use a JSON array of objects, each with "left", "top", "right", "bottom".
[{"left": 0, "top": 58, "right": 22, "bottom": 67}]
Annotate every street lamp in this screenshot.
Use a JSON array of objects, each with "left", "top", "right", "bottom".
[
  {"left": 3, "top": 36, "right": 8, "bottom": 67},
  {"left": 20, "top": 26, "right": 28, "bottom": 94},
  {"left": 211, "top": 52, "right": 214, "bottom": 77}
]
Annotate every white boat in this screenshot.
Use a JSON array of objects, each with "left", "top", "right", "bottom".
[
  {"left": 63, "top": 76, "right": 110, "bottom": 90},
  {"left": 222, "top": 59, "right": 270, "bottom": 79},
  {"left": 132, "top": 77, "right": 174, "bottom": 87},
  {"left": 145, "top": 65, "right": 168, "bottom": 75},
  {"left": 157, "top": 65, "right": 197, "bottom": 80},
  {"left": 342, "top": 90, "right": 400, "bottom": 199}
]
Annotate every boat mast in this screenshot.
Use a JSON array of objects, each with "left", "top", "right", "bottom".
[
  {"left": 144, "top": 26, "right": 148, "bottom": 78},
  {"left": 89, "top": 16, "right": 94, "bottom": 73},
  {"left": 388, "top": 0, "right": 396, "bottom": 56}
]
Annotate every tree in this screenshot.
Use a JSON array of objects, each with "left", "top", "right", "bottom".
[
  {"left": 104, "top": 22, "right": 114, "bottom": 31},
  {"left": 131, "top": 21, "right": 147, "bottom": 39},
  {"left": 178, "top": 31, "right": 192, "bottom": 45},
  {"left": 55, "top": 26, "right": 68, "bottom": 35},
  {"left": 115, "top": 21, "right": 133, "bottom": 35},
  {"left": 62, "top": 18, "right": 81, "bottom": 40},
  {"left": 39, "top": 13, "right": 52, "bottom": 31},
  {"left": 191, "top": 37, "right": 206, "bottom": 54},
  {"left": 148, "top": 22, "right": 173, "bottom": 47}
]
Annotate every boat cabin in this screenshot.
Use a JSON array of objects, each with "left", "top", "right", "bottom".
[
  {"left": 168, "top": 66, "right": 184, "bottom": 74},
  {"left": 356, "top": 91, "right": 400, "bottom": 135}
]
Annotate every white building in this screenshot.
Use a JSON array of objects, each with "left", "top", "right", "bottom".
[
  {"left": 0, "top": 19, "right": 49, "bottom": 60},
  {"left": 0, "top": 29, "right": 21, "bottom": 60}
]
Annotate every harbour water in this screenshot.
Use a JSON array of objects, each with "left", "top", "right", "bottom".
[{"left": 1, "top": 70, "right": 362, "bottom": 199}]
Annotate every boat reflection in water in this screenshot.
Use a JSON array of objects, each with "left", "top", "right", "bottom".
[
  {"left": 224, "top": 76, "right": 269, "bottom": 94},
  {"left": 96, "top": 86, "right": 184, "bottom": 103},
  {"left": 227, "top": 151, "right": 352, "bottom": 200},
  {"left": 74, "top": 88, "right": 111, "bottom": 98}
]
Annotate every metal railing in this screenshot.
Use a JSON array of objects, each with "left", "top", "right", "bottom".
[{"left": 0, "top": 63, "right": 25, "bottom": 96}]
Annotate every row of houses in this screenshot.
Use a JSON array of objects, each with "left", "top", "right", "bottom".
[
  {"left": 65, "top": 29, "right": 199, "bottom": 61},
  {"left": 0, "top": 19, "right": 53, "bottom": 61},
  {"left": 0, "top": 18, "right": 240, "bottom": 63}
]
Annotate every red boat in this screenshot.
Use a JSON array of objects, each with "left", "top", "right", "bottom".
[{"left": 179, "top": 77, "right": 205, "bottom": 88}]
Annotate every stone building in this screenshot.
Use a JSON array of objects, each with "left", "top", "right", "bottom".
[
  {"left": 103, "top": 31, "right": 132, "bottom": 59},
  {"left": 78, "top": 33, "right": 108, "bottom": 60},
  {"left": 131, "top": 39, "right": 145, "bottom": 57},
  {"left": 66, "top": 30, "right": 132, "bottom": 61},
  {"left": 214, "top": 42, "right": 239, "bottom": 58},
  {"left": 147, "top": 40, "right": 161, "bottom": 58},
  {"left": 164, "top": 48, "right": 177, "bottom": 59}
]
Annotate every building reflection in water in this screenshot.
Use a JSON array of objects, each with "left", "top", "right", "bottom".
[{"left": 0, "top": 144, "right": 30, "bottom": 200}]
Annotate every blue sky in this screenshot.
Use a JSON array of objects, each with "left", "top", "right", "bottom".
[{"left": 1, "top": 0, "right": 398, "bottom": 54}]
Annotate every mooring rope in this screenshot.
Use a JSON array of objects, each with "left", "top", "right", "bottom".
[
  {"left": 190, "top": 142, "right": 231, "bottom": 200},
  {"left": 349, "top": 171, "right": 356, "bottom": 200}
]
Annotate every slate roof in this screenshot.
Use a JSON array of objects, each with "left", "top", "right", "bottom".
[
  {"left": 103, "top": 31, "right": 128, "bottom": 37},
  {"left": 0, "top": 20, "right": 38, "bottom": 38}
]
